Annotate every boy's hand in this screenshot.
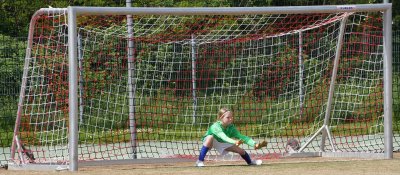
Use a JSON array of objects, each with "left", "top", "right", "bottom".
[
  {"left": 235, "top": 140, "right": 244, "bottom": 146},
  {"left": 254, "top": 141, "right": 267, "bottom": 149}
]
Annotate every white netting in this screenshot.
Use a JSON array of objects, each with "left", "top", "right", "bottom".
[{"left": 12, "top": 8, "right": 387, "bottom": 165}]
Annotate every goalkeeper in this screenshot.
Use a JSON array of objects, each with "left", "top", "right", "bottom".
[{"left": 196, "top": 108, "right": 267, "bottom": 167}]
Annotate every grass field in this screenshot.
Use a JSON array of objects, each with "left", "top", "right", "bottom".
[{"left": 1, "top": 153, "right": 400, "bottom": 175}]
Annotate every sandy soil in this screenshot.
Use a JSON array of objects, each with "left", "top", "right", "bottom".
[{"left": 1, "top": 153, "right": 400, "bottom": 175}]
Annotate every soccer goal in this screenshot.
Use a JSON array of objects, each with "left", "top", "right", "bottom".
[{"left": 9, "top": 4, "right": 393, "bottom": 171}]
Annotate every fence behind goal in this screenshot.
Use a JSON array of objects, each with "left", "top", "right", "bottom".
[{"left": 9, "top": 4, "right": 393, "bottom": 170}]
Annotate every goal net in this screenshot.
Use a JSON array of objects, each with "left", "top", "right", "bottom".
[{"left": 10, "top": 5, "right": 392, "bottom": 168}]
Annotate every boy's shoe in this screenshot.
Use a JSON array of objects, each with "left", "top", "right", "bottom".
[
  {"left": 249, "top": 159, "right": 262, "bottom": 165},
  {"left": 196, "top": 160, "right": 205, "bottom": 167}
]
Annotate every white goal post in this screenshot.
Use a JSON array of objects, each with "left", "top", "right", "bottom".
[{"left": 9, "top": 4, "right": 392, "bottom": 171}]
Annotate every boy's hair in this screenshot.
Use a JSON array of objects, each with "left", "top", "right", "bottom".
[{"left": 218, "top": 108, "right": 231, "bottom": 120}]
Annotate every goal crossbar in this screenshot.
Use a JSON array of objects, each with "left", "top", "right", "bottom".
[{"left": 68, "top": 4, "right": 392, "bottom": 15}]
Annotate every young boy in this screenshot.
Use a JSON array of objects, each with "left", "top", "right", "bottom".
[{"left": 196, "top": 108, "right": 267, "bottom": 167}]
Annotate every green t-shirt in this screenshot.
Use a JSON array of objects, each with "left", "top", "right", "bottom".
[{"left": 203, "top": 121, "right": 256, "bottom": 147}]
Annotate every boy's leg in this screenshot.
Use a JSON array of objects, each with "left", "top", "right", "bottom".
[
  {"left": 198, "top": 135, "right": 213, "bottom": 161},
  {"left": 240, "top": 151, "right": 252, "bottom": 165},
  {"left": 225, "top": 145, "right": 252, "bottom": 164},
  {"left": 198, "top": 146, "right": 210, "bottom": 161},
  {"left": 196, "top": 145, "right": 208, "bottom": 167},
  {"left": 196, "top": 135, "right": 213, "bottom": 166},
  {"left": 225, "top": 145, "right": 262, "bottom": 165},
  {"left": 240, "top": 151, "right": 262, "bottom": 165}
]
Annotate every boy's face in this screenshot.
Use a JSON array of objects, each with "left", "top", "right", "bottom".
[{"left": 221, "top": 111, "right": 233, "bottom": 126}]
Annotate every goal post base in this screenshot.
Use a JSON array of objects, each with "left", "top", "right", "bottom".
[
  {"left": 285, "top": 152, "right": 385, "bottom": 159},
  {"left": 7, "top": 158, "right": 194, "bottom": 171},
  {"left": 322, "top": 152, "right": 385, "bottom": 159},
  {"left": 80, "top": 158, "right": 194, "bottom": 167},
  {"left": 284, "top": 152, "right": 322, "bottom": 158},
  {"left": 7, "top": 162, "right": 69, "bottom": 171}
]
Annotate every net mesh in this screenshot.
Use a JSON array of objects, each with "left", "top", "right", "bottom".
[{"left": 13, "top": 8, "right": 386, "bottom": 163}]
